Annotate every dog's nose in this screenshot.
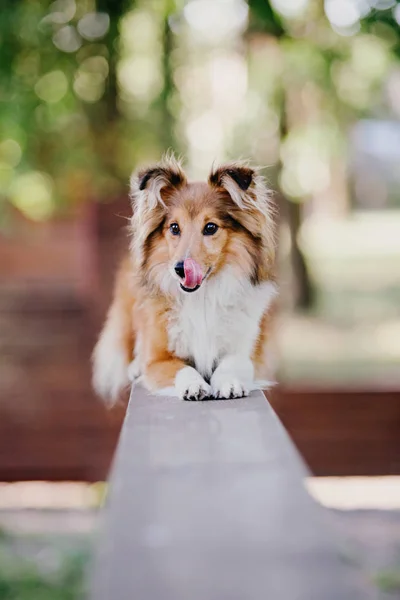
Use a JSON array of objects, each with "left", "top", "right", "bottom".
[{"left": 174, "top": 261, "right": 185, "bottom": 279}]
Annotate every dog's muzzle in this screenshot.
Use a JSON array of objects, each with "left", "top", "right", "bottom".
[{"left": 174, "top": 258, "right": 203, "bottom": 292}]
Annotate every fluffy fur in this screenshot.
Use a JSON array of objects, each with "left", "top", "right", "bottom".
[{"left": 92, "top": 155, "right": 277, "bottom": 403}]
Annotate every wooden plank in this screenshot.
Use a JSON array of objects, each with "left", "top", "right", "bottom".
[{"left": 91, "top": 387, "right": 373, "bottom": 600}]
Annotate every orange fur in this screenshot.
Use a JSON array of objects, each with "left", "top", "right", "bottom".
[
  {"left": 134, "top": 294, "right": 187, "bottom": 390},
  {"left": 252, "top": 301, "right": 277, "bottom": 379},
  {"left": 113, "top": 256, "right": 136, "bottom": 364}
]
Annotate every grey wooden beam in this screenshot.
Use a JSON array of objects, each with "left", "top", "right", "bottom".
[{"left": 91, "top": 387, "right": 373, "bottom": 600}]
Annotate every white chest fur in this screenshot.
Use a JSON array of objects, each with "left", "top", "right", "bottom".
[{"left": 166, "top": 270, "right": 277, "bottom": 379}]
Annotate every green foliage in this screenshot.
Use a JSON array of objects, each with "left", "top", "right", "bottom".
[
  {"left": 0, "top": 534, "right": 91, "bottom": 600},
  {"left": 0, "top": 0, "right": 185, "bottom": 223},
  {"left": 0, "top": 0, "right": 399, "bottom": 222},
  {"left": 247, "top": 0, "right": 284, "bottom": 37},
  {"left": 374, "top": 568, "right": 400, "bottom": 592},
  {"left": 0, "top": 0, "right": 117, "bottom": 219},
  {"left": 363, "top": 8, "right": 400, "bottom": 58},
  {"left": 242, "top": 0, "right": 399, "bottom": 202}
]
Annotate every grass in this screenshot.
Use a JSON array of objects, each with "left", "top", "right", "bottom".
[
  {"left": 0, "top": 531, "right": 91, "bottom": 600},
  {"left": 374, "top": 569, "right": 400, "bottom": 593}
]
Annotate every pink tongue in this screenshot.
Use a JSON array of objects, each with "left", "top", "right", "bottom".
[{"left": 183, "top": 258, "right": 203, "bottom": 289}]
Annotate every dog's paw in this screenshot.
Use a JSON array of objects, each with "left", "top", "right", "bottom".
[
  {"left": 211, "top": 373, "right": 250, "bottom": 399},
  {"left": 175, "top": 366, "right": 212, "bottom": 401}
]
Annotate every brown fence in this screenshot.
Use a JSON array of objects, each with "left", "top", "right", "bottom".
[
  {"left": 1, "top": 379, "right": 399, "bottom": 482},
  {"left": 1, "top": 203, "right": 399, "bottom": 481}
]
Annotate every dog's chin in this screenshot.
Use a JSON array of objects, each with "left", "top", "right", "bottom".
[{"left": 180, "top": 283, "right": 201, "bottom": 293}]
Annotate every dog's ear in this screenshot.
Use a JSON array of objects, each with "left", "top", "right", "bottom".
[
  {"left": 209, "top": 161, "right": 275, "bottom": 263},
  {"left": 137, "top": 166, "right": 184, "bottom": 192},
  {"left": 209, "top": 163, "right": 261, "bottom": 209},
  {"left": 130, "top": 154, "right": 186, "bottom": 210},
  {"left": 130, "top": 154, "right": 186, "bottom": 266},
  {"left": 209, "top": 164, "right": 254, "bottom": 192}
]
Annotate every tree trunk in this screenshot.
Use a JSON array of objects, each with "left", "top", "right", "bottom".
[
  {"left": 285, "top": 198, "right": 314, "bottom": 309},
  {"left": 278, "top": 86, "right": 314, "bottom": 310}
]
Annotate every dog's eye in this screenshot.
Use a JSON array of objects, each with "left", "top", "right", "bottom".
[
  {"left": 169, "top": 223, "right": 180, "bottom": 236},
  {"left": 203, "top": 222, "right": 218, "bottom": 236}
]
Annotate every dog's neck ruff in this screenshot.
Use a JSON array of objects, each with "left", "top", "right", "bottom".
[{"left": 166, "top": 268, "right": 277, "bottom": 379}]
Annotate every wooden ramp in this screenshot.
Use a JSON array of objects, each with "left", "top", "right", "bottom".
[{"left": 91, "top": 387, "right": 373, "bottom": 600}]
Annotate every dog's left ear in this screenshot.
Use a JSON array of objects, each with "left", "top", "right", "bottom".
[
  {"left": 209, "top": 163, "right": 266, "bottom": 210},
  {"left": 209, "top": 164, "right": 253, "bottom": 192},
  {"left": 209, "top": 161, "right": 274, "bottom": 249}
]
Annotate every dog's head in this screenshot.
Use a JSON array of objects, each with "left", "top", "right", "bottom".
[{"left": 130, "top": 154, "right": 276, "bottom": 295}]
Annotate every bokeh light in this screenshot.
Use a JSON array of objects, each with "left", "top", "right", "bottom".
[
  {"left": 53, "top": 25, "right": 82, "bottom": 52},
  {"left": 271, "top": 0, "right": 310, "bottom": 19},
  {"left": 35, "top": 70, "right": 68, "bottom": 103},
  {"left": 184, "top": 0, "right": 248, "bottom": 43},
  {"left": 77, "top": 12, "right": 110, "bottom": 41},
  {"left": 10, "top": 171, "right": 54, "bottom": 221}
]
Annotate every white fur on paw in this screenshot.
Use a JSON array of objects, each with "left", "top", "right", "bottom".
[
  {"left": 211, "top": 374, "right": 250, "bottom": 399},
  {"left": 175, "top": 366, "right": 211, "bottom": 401}
]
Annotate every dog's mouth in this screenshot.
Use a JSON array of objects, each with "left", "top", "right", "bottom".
[
  {"left": 180, "top": 283, "right": 200, "bottom": 293},
  {"left": 179, "top": 266, "right": 212, "bottom": 294}
]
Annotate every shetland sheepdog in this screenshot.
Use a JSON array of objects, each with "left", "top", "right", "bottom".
[{"left": 92, "top": 155, "right": 277, "bottom": 403}]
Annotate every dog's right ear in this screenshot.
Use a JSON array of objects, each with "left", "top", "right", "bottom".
[
  {"left": 130, "top": 154, "right": 187, "bottom": 267},
  {"left": 130, "top": 154, "right": 186, "bottom": 210}
]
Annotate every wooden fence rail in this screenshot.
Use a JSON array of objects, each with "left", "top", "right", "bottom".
[{"left": 90, "top": 387, "right": 373, "bottom": 599}]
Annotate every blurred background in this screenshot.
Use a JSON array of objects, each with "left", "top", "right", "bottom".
[{"left": 0, "top": 0, "right": 400, "bottom": 597}]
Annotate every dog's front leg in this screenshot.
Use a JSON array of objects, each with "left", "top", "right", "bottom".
[
  {"left": 211, "top": 355, "right": 254, "bottom": 399},
  {"left": 145, "top": 360, "right": 211, "bottom": 401},
  {"left": 139, "top": 300, "right": 211, "bottom": 401}
]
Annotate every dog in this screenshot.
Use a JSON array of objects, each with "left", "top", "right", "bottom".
[{"left": 92, "top": 154, "right": 277, "bottom": 403}]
